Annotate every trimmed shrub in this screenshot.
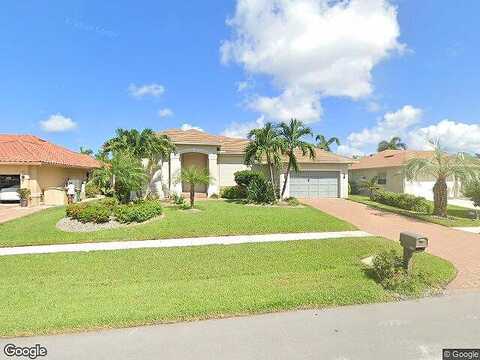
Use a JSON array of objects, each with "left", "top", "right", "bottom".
[
  {"left": 66, "top": 202, "right": 88, "bottom": 220},
  {"left": 372, "top": 191, "right": 431, "bottom": 213},
  {"left": 246, "top": 177, "right": 276, "bottom": 204},
  {"left": 114, "top": 200, "right": 163, "bottom": 223},
  {"left": 98, "top": 197, "right": 119, "bottom": 210},
  {"left": 76, "top": 204, "right": 111, "bottom": 223},
  {"left": 371, "top": 250, "right": 416, "bottom": 292},
  {"left": 220, "top": 186, "right": 246, "bottom": 199},
  {"left": 85, "top": 182, "right": 101, "bottom": 198},
  {"left": 285, "top": 197, "right": 300, "bottom": 206},
  {"left": 234, "top": 170, "right": 265, "bottom": 189}
]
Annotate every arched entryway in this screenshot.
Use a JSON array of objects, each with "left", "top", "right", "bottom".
[{"left": 180, "top": 152, "right": 208, "bottom": 193}]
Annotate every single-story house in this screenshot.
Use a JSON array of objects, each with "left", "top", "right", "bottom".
[
  {"left": 0, "top": 135, "right": 101, "bottom": 206},
  {"left": 153, "top": 128, "right": 354, "bottom": 199},
  {"left": 349, "top": 149, "right": 461, "bottom": 200}
]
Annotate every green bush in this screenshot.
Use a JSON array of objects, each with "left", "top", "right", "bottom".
[
  {"left": 66, "top": 203, "right": 88, "bottom": 219},
  {"left": 246, "top": 178, "right": 276, "bottom": 204},
  {"left": 285, "top": 197, "right": 300, "bottom": 206},
  {"left": 170, "top": 193, "right": 186, "bottom": 206},
  {"left": 234, "top": 170, "right": 266, "bottom": 189},
  {"left": 76, "top": 204, "right": 111, "bottom": 223},
  {"left": 98, "top": 197, "right": 119, "bottom": 210},
  {"left": 114, "top": 200, "right": 163, "bottom": 223},
  {"left": 372, "top": 250, "right": 409, "bottom": 290},
  {"left": 372, "top": 191, "right": 431, "bottom": 213},
  {"left": 85, "top": 182, "right": 101, "bottom": 198},
  {"left": 220, "top": 186, "right": 246, "bottom": 199},
  {"left": 348, "top": 180, "right": 360, "bottom": 195}
]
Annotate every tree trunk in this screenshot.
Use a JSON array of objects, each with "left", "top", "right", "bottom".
[
  {"left": 433, "top": 178, "right": 448, "bottom": 217},
  {"left": 190, "top": 183, "right": 195, "bottom": 208},
  {"left": 281, "top": 158, "right": 292, "bottom": 198},
  {"left": 266, "top": 155, "right": 277, "bottom": 200}
]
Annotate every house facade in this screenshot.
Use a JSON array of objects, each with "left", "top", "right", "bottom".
[
  {"left": 0, "top": 135, "right": 101, "bottom": 206},
  {"left": 349, "top": 150, "right": 461, "bottom": 200},
  {"left": 153, "top": 129, "right": 354, "bottom": 199}
]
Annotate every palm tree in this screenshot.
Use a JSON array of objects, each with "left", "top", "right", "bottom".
[
  {"left": 359, "top": 176, "right": 381, "bottom": 200},
  {"left": 176, "top": 167, "right": 212, "bottom": 208},
  {"left": 102, "top": 128, "right": 175, "bottom": 198},
  {"left": 315, "top": 134, "right": 340, "bottom": 152},
  {"left": 405, "top": 141, "right": 480, "bottom": 217},
  {"left": 79, "top": 146, "right": 94, "bottom": 156},
  {"left": 377, "top": 137, "right": 407, "bottom": 152},
  {"left": 278, "top": 119, "right": 316, "bottom": 198},
  {"left": 244, "top": 123, "right": 282, "bottom": 192}
]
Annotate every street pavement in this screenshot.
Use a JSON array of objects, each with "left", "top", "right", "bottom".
[{"left": 3, "top": 291, "right": 480, "bottom": 360}]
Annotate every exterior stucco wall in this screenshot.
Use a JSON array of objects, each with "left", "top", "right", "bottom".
[
  {"left": 217, "top": 154, "right": 249, "bottom": 187},
  {"left": 349, "top": 167, "right": 404, "bottom": 194},
  {"left": 181, "top": 153, "right": 208, "bottom": 192},
  {"left": 0, "top": 164, "right": 89, "bottom": 206},
  {"left": 404, "top": 179, "right": 459, "bottom": 200}
]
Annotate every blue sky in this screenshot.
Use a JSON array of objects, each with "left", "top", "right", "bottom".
[{"left": 1, "top": 0, "right": 479, "bottom": 155}]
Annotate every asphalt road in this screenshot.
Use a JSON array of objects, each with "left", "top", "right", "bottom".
[{"left": 3, "top": 291, "right": 480, "bottom": 360}]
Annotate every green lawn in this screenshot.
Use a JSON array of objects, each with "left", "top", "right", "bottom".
[
  {"left": 0, "top": 237, "right": 455, "bottom": 337},
  {"left": 0, "top": 200, "right": 355, "bottom": 247},
  {"left": 349, "top": 195, "right": 480, "bottom": 227}
]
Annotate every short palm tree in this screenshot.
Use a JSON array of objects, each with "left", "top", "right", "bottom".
[
  {"left": 377, "top": 137, "right": 407, "bottom": 152},
  {"left": 315, "top": 134, "right": 340, "bottom": 152},
  {"left": 359, "top": 176, "right": 381, "bottom": 200},
  {"left": 244, "top": 123, "right": 282, "bottom": 192},
  {"left": 176, "top": 167, "right": 213, "bottom": 208},
  {"left": 278, "top": 119, "right": 316, "bottom": 198},
  {"left": 405, "top": 141, "right": 480, "bottom": 217}
]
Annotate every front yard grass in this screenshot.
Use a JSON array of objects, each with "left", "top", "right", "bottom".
[
  {"left": 0, "top": 200, "right": 355, "bottom": 247},
  {"left": 0, "top": 237, "right": 455, "bottom": 337},
  {"left": 349, "top": 195, "right": 480, "bottom": 228}
]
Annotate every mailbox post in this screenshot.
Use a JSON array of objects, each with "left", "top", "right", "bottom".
[{"left": 399, "top": 232, "right": 428, "bottom": 273}]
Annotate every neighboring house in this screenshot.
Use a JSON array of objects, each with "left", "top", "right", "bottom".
[
  {"left": 0, "top": 135, "right": 101, "bottom": 206},
  {"left": 349, "top": 150, "right": 461, "bottom": 200},
  {"left": 154, "top": 128, "right": 354, "bottom": 199}
]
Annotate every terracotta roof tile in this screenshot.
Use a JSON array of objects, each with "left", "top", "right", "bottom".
[
  {"left": 0, "top": 135, "right": 102, "bottom": 169},
  {"left": 351, "top": 150, "right": 434, "bottom": 170},
  {"left": 159, "top": 128, "right": 354, "bottom": 163}
]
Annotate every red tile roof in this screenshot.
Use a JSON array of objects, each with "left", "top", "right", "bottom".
[
  {"left": 0, "top": 135, "right": 102, "bottom": 169},
  {"left": 159, "top": 128, "right": 354, "bottom": 163},
  {"left": 351, "top": 150, "right": 435, "bottom": 170}
]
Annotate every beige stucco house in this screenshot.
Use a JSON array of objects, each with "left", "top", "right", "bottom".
[
  {"left": 0, "top": 135, "right": 101, "bottom": 206},
  {"left": 349, "top": 150, "right": 461, "bottom": 200},
  {"left": 153, "top": 129, "right": 354, "bottom": 199}
]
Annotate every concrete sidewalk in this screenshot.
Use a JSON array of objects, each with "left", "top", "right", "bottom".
[
  {"left": 7, "top": 291, "right": 480, "bottom": 360},
  {"left": 0, "top": 230, "right": 371, "bottom": 256}
]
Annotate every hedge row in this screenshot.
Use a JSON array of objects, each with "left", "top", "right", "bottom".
[
  {"left": 66, "top": 198, "right": 162, "bottom": 224},
  {"left": 372, "top": 191, "right": 431, "bottom": 213}
]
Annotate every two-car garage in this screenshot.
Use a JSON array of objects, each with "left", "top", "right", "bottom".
[{"left": 289, "top": 171, "right": 340, "bottom": 198}]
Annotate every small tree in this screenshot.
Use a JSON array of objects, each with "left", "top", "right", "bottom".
[
  {"left": 464, "top": 179, "right": 480, "bottom": 219},
  {"left": 315, "top": 134, "right": 340, "bottom": 152},
  {"left": 360, "top": 176, "right": 381, "bottom": 200},
  {"left": 176, "top": 167, "right": 212, "bottom": 208}
]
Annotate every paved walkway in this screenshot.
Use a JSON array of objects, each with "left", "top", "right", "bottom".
[
  {"left": 0, "top": 204, "right": 50, "bottom": 224},
  {"left": 8, "top": 291, "right": 480, "bottom": 360},
  {"left": 303, "top": 198, "right": 480, "bottom": 290},
  {"left": 0, "top": 230, "right": 370, "bottom": 256}
]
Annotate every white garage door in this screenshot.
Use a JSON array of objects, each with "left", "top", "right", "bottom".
[{"left": 290, "top": 171, "right": 339, "bottom": 198}]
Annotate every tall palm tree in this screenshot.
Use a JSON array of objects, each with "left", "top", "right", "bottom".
[
  {"left": 405, "top": 141, "right": 480, "bottom": 217},
  {"left": 377, "top": 137, "right": 407, "bottom": 152},
  {"left": 315, "top": 134, "right": 340, "bottom": 152},
  {"left": 176, "top": 167, "right": 212, "bottom": 208},
  {"left": 278, "top": 119, "right": 316, "bottom": 198},
  {"left": 244, "top": 123, "right": 282, "bottom": 192},
  {"left": 79, "top": 146, "right": 94, "bottom": 156}
]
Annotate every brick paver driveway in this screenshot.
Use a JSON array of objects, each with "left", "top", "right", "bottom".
[
  {"left": 303, "top": 198, "right": 480, "bottom": 290},
  {"left": 0, "top": 204, "right": 49, "bottom": 224}
]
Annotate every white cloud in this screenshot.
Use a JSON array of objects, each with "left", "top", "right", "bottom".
[
  {"left": 236, "top": 81, "right": 250, "bottom": 92},
  {"left": 180, "top": 123, "right": 204, "bottom": 132},
  {"left": 337, "top": 144, "right": 365, "bottom": 157},
  {"left": 222, "top": 116, "right": 265, "bottom": 138},
  {"left": 40, "top": 114, "right": 78, "bottom": 133},
  {"left": 347, "top": 105, "right": 422, "bottom": 150},
  {"left": 221, "top": 0, "right": 403, "bottom": 122},
  {"left": 128, "top": 83, "right": 165, "bottom": 98},
  {"left": 158, "top": 108, "right": 174, "bottom": 118},
  {"left": 408, "top": 120, "right": 480, "bottom": 153},
  {"left": 366, "top": 101, "right": 382, "bottom": 113}
]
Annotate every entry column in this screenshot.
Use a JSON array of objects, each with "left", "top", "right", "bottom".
[
  {"left": 170, "top": 153, "right": 182, "bottom": 195},
  {"left": 207, "top": 153, "right": 219, "bottom": 197}
]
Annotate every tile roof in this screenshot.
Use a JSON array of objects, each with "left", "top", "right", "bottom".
[
  {"left": 0, "top": 135, "right": 102, "bottom": 169},
  {"left": 159, "top": 128, "right": 354, "bottom": 163},
  {"left": 351, "top": 150, "right": 435, "bottom": 170}
]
